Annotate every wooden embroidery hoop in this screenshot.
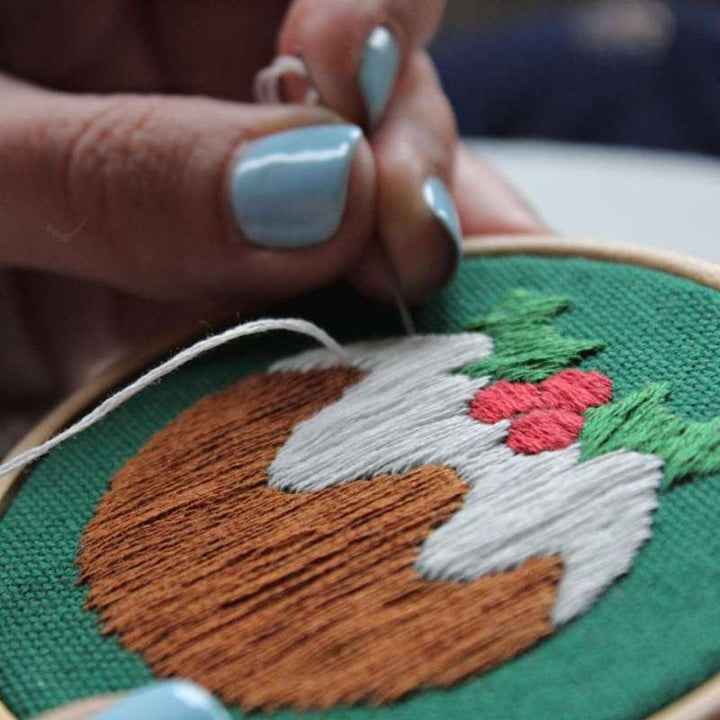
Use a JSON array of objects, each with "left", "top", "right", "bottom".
[{"left": 1, "top": 236, "right": 719, "bottom": 720}]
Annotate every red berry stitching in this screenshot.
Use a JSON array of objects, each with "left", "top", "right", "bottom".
[{"left": 470, "top": 370, "right": 613, "bottom": 454}]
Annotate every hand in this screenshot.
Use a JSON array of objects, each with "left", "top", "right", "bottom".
[
  {"left": 0, "top": 1, "right": 544, "bottom": 422},
  {"left": 33, "top": 680, "right": 230, "bottom": 720}
]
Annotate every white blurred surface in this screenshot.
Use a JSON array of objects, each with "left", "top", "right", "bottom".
[{"left": 470, "top": 140, "right": 720, "bottom": 263}]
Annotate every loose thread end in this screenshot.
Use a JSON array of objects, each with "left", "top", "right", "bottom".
[{"left": 0, "top": 317, "right": 347, "bottom": 481}]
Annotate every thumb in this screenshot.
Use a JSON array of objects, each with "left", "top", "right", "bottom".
[
  {"left": 0, "top": 75, "right": 375, "bottom": 304},
  {"left": 34, "top": 680, "right": 230, "bottom": 720}
]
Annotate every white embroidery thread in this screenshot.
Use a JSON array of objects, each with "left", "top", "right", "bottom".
[
  {"left": 269, "top": 335, "right": 663, "bottom": 624},
  {"left": 0, "top": 318, "right": 347, "bottom": 479},
  {"left": 418, "top": 446, "right": 661, "bottom": 624}
]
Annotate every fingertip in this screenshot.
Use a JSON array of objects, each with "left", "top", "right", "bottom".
[
  {"left": 91, "top": 680, "right": 230, "bottom": 720},
  {"left": 277, "top": 4, "right": 368, "bottom": 122},
  {"left": 223, "top": 123, "right": 376, "bottom": 302},
  {"left": 351, "top": 53, "right": 462, "bottom": 305},
  {"left": 422, "top": 175, "right": 463, "bottom": 272},
  {"left": 309, "top": 125, "right": 378, "bottom": 275},
  {"left": 34, "top": 681, "right": 231, "bottom": 720},
  {"left": 277, "top": 0, "right": 445, "bottom": 129},
  {"left": 338, "top": 128, "right": 377, "bottom": 257},
  {"left": 358, "top": 26, "right": 401, "bottom": 128},
  {"left": 350, "top": 172, "right": 461, "bottom": 305},
  {"left": 228, "top": 124, "right": 367, "bottom": 249}
]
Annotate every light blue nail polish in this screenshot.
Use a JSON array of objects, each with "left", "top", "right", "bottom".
[
  {"left": 231, "top": 124, "right": 363, "bottom": 248},
  {"left": 423, "top": 176, "right": 463, "bottom": 269},
  {"left": 358, "top": 26, "right": 399, "bottom": 127},
  {"left": 94, "top": 680, "right": 230, "bottom": 720}
]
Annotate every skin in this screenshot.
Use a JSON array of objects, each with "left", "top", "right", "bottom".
[
  {"left": 0, "top": 3, "right": 544, "bottom": 712},
  {"left": 35, "top": 696, "right": 119, "bottom": 720},
  {"left": 1, "top": 0, "right": 545, "bottom": 398}
]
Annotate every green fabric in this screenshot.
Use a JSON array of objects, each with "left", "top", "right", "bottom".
[
  {"left": 581, "top": 383, "right": 720, "bottom": 487},
  {"left": 462, "top": 290, "right": 603, "bottom": 381},
  {"left": 1, "top": 255, "right": 719, "bottom": 720}
]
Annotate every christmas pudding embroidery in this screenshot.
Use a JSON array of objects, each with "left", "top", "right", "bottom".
[{"left": 78, "top": 292, "right": 720, "bottom": 711}]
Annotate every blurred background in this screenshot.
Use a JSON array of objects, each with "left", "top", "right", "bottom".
[
  {"left": 430, "top": 0, "right": 720, "bottom": 261},
  {"left": 440, "top": 0, "right": 582, "bottom": 33}
]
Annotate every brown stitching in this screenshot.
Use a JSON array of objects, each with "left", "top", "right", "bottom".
[{"left": 79, "top": 368, "right": 561, "bottom": 710}]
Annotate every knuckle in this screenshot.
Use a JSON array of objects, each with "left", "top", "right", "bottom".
[
  {"left": 61, "top": 96, "right": 205, "bottom": 293},
  {"left": 64, "top": 96, "right": 166, "bottom": 222}
]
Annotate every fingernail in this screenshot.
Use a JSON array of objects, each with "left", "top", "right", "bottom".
[
  {"left": 93, "top": 680, "right": 230, "bottom": 720},
  {"left": 358, "top": 26, "right": 400, "bottom": 127},
  {"left": 423, "top": 176, "right": 463, "bottom": 271},
  {"left": 230, "top": 124, "right": 363, "bottom": 248}
]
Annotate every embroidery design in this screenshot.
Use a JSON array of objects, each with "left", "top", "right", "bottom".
[
  {"left": 78, "top": 292, "right": 720, "bottom": 711},
  {"left": 470, "top": 368, "right": 613, "bottom": 453}
]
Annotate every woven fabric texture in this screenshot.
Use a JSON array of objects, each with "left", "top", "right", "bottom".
[
  {"left": 1, "top": 255, "right": 719, "bottom": 720},
  {"left": 78, "top": 367, "right": 561, "bottom": 710}
]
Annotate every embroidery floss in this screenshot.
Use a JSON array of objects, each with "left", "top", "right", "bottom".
[
  {"left": 72, "top": 290, "right": 720, "bottom": 711},
  {"left": 269, "top": 333, "right": 498, "bottom": 491},
  {"left": 460, "top": 291, "right": 603, "bottom": 382},
  {"left": 269, "top": 337, "right": 662, "bottom": 624},
  {"left": 78, "top": 367, "right": 562, "bottom": 710},
  {"left": 0, "top": 318, "right": 347, "bottom": 479},
  {"left": 505, "top": 409, "right": 585, "bottom": 453},
  {"left": 417, "top": 446, "right": 662, "bottom": 625},
  {"left": 253, "top": 54, "right": 321, "bottom": 105},
  {"left": 470, "top": 369, "right": 613, "bottom": 453},
  {"left": 581, "top": 383, "right": 720, "bottom": 487},
  {"left": 470, "top": 369, "right": 613, "bottom": 422}
]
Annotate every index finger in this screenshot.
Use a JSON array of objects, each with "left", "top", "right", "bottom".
[{"left": 278, "top": 0, "right": 445, "bottom": 128}]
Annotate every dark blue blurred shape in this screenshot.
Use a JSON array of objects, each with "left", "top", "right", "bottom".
[{"left": 432, "top": 1, "right": 720, "bottom": 154}]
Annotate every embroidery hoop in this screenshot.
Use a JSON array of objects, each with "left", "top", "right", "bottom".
[{"left": 1, "top": 235, "right": 719, "bottom": 720}]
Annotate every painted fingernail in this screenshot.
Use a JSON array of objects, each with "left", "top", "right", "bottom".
[
  {"left": 93, "top": 680, "right": 230, "bottom": 720},
  {"left": 423, "top": 176, "right": 463, "bottom": 271},
  {"left": 358, "top": 26, "right": 400, "bottom": 127},
  {"left": 230, "top": 124, "right": 363, "bottom": 249}
]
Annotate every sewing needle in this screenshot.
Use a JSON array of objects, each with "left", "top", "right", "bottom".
[
  {"left": 378, "top": 240, "right": 415, "bottom": 336},
  {"left": 252, "top": 58, "right": 414, "bottom": 335}
]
